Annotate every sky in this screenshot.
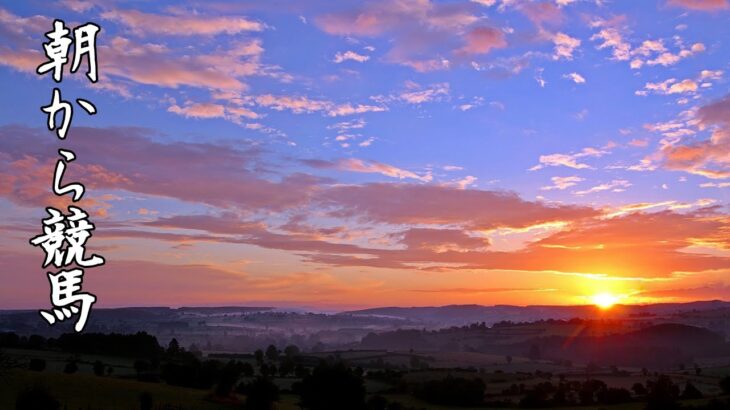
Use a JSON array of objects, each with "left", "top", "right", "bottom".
[{"left": 0, "top": 0, "right": 728, "bottom": 310}]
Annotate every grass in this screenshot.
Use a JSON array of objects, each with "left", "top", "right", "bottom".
[{"left": 1, "top": 369, "right": 241, "bottom": 410}]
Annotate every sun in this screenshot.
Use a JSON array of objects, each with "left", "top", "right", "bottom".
[{"left": 592, "top": 293, "right": 619, "bottom": 309}]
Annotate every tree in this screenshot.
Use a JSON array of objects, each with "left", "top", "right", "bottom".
[
  {"left": 63, "top": 360, "right": 78, "bottom": 374},
  {"left": 598, "top": 387, "right": 631, "bottom": 405},
  {"left": 254, "top": 349, "right": 264, "bottom": 365},
  {"left": 215, "top": 361, "right": 242, "bottom": 397},
  {"left": 284, "top": 344, "right": 301, "bottom": 358},
  {"left": 279, "top": 357, "right": 295, "bottom": 377},
  {"left": 243, "top": 377, "right": 280, "bottom": 410},
  {"left": 93, "top": 360, "right": 105, "bottom": 376},
  {"left": 242, "top": 362, "right": 255, "bottom": 377},
  {"left": 296, "top": 361, "right": 366, "bottom": 410},
  {"left": 632, "top": 382, "right": 647, "bottom": 395},
  {"left": 681, "top": 381, "right": 703, "bottom": 400},
  {"left": 720, "top": 376, "right": 730, "bottom": 395},
  {"left": 167, "top": 338, "right": 180, "bottom": 355},
  {"left": 265, "top": 345, "right": 279, "bottom": 362},
  {"left": 646, "top": 375, "right": 680, "bottom": 410}
]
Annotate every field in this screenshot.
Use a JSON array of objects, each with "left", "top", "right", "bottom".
[{"left": 2, "top": 369, "right": 240, "bottom": 410}]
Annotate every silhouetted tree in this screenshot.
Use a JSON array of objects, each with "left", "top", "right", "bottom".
[
  {"left": 296, "top": 361, "right": 366, "bottom": 410},
  {"left": 242, "top": 376, "right": 279, "bottom": 410},
  {"left": 167, "top": 338, "right": 180, "bottom": 355},
  {"left": 720, "top": 376, "right": 730, "bottom": 395},
  {"left": 93, "top": 360, "right": 105, "bottom": 376},
  {"left": 295, "top": 364, "right": 310, "bottom": 378},
  {"left": 63, "top": 360, "right": 78, "bottom": 374},
  {"left": 242, "top": 362, "right": 255, "bottom": 377},
  {"left": 579, "top": 379, "right": 607, "bottom": 405},
  {"left": 598, "top": 387, "right": 632, "bottom": 405},
  {"left": 254, "top": 349, "right": 264, "bottom": 365},
  {"left": 633, "top": 382, "right": 648, "bottom": 395},
  {"left": 279, "top": 357, "right": 295, "bottom": 377},
  {"left": 646, "top": 375, "right": 680, "bottom": 410},
  {"left": 215, "top": 361, "right": 242, "bottom": 397},
  {"left": 681, "top": 381, "right": 703, "bottom": 400},
  {"left": 284, "top": 344, "right": 300, "bottom": 358},
  {"left": 265, "top": 345, "right": 279, "bottom": 361}
]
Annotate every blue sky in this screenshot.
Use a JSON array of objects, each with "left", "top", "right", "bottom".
[{"left": 0, "top": 0, "right": 728, "bottom": 309}]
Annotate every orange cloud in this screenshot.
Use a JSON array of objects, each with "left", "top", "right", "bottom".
[
  {"left": 668, "top": 0, "right": 729, "bottom": 11},
  {"left": 661, "top": 94, "right": 730, "bottom": 179}
]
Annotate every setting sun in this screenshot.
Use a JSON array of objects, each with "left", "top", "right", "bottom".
[{"left": 592, "top": 293, "right": 620, "bottom": 309}]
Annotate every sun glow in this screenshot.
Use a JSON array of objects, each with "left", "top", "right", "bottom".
[{"left": 592, "top": 293, "right": 619, "bottom": 309}]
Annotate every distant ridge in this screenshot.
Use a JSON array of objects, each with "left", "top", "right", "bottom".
[{"left": 341, "top": 300, "right": 730, "bottom": 326}]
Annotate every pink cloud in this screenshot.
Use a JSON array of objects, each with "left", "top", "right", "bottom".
[
  {"left": 101, "top": 9, "right": 264, "bottom": 36},
  {"left": 458, "top": 26, "right": 507, "bottom": 55},
  {"left": 667, "top": 0, "right": 729, "bottom": 11}
]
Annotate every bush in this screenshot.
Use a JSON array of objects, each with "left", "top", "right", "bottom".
[
  {"left": 242, "top": 377, "right": 279, "bottom": 410},
  {"left": 720, "top": 376, "right": 730, "bottom": 395}
]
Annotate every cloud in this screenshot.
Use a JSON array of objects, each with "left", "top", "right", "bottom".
[
  {"left": 639, "top": 78, "right": 698, "bottom": 96},
  {"left": 318, "top": 183, "right": 598, "bottom": 230},
  {"left": 314, "top": 0, "right": 493, "bottom": 71},
  {"left": 0, "top": 125, "right": 322, "bottom": 212},
  {"left": 552, "top": 32, "right": 581, "bottom": 60},
  {"left": 591, "top": 27, "right": 630, "bottom": 61},
  {"left": 630, "top": 39, "right": 705, "bottom": 69},
  {"left": 101, "top": 9, "right": 264, "bottom": 36},
  {"left": 3, "top": 125, "right": 725, "bottom": 283},
  {"left": 167, "top": 102, "right": 260, "bottom": 123},
  {"left": 563, "top": 72, "right": 586, "bottom": 84},
  {"left": 530, "top": 146, "right": 610, "bottom": 171},
  {"left": 660, "top": 94, "right": 730, "bottom": 179},
  {"left": 302, "top": 158, "right": 432, "bottom": 182},
  {"left": 457, "top": 26, "right": 507, "bottom": 55},
  {"left": 667, "top": 0, "right": 729, "bottom": 11},
  {"left": 302, "top": 208, "right": 729, "bottom": 279},
  {"left": 254, "top": 94, "right": 387, "bottom": 117},
  {"left": 518, "top": 1, "right": 564, "bottom": 26},
  {"left": 541, "top": 176, "right": 585, "bottom": 191},
  {"left": 629, "top": 138, "right": 650, "bottom": 147},
  {"left": 399, "top": 82, "right": 450, "bottom": 104},
  {"left": 574, "top": 179, "right": 631, "bottom": 196},
  {"left": 333, "top": 50, "right": 370, "bottom": 63},
  {"left": 372, "top": 82, "right": 450, "bottom": 105}
]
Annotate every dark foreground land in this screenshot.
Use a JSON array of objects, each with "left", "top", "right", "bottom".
[{"left": 3, "top": 302, "right": 730, "bottom": 409}]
